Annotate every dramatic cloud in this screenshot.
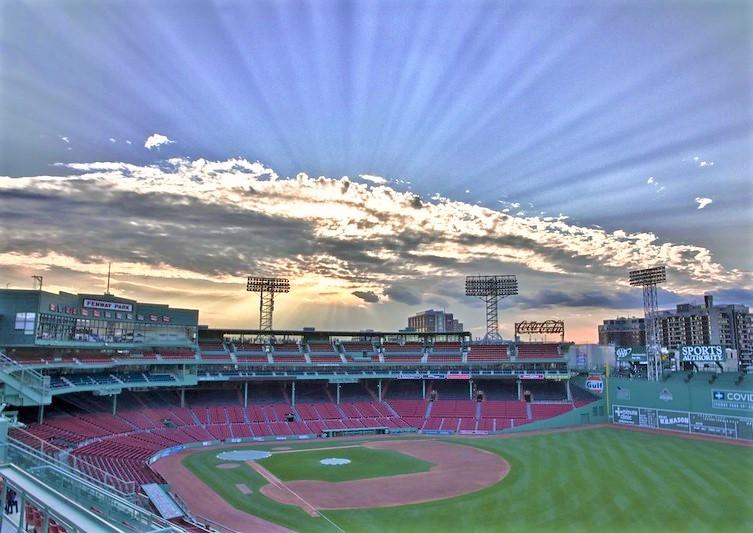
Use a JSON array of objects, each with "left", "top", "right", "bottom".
[
  {"left": 695, "top": 197, "right": 713, "bottom": 209},
  {"left": 0, "top": 157, "right": 749, "bottom": 338},
  {"left": 352, "top": 290, "right": 380, "bottom": 303},
  {"left": 144, "top": 133, "right": 174, "bottom": 150},
  {"left": 359, "top": 174, "right": 388, "bottom": 185},
  {"left": 384, "top": 285, "right": 422, "bottom": 305}
]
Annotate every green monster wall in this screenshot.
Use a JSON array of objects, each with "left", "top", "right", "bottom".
[{"left": 604, "top": 372, "right": 753, "bottom": 440}]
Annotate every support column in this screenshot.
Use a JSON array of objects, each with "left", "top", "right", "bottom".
[
  {"left": 378, "top": 380, "right": 382, "bottom": 402},
  {"left": 469, "top": 380, "right": 474, "bottom": 400},
  {"left": 37, "top": 404, "right": 44, "bottom": 424},
  {"left": 243, "top": 382, "right": 248, "bottom": 409},
  {"left": 566, "top": 380, "right": 572, "bottom": 401},
  {"left": 517, "top": 380, "right": 522, "bottom": 400},
  {"left": 17, "top": 492, "right": 26, "bottom": 532},
  {"left": 421, "top": 379, "right": 426, "bottom": 400},
  {"left": 336, "top": 383, "right": 341, "bottom": 405},
  {"left": 0, "top": 416, "right": 8, "bottom": 463},
  {"left": 180, "top": 388, "right": 185, "bottom": 408},
  {"left": 112, "top": 394, "right": 117, "bottom": 416},
  {"left": 291, "top": 381, "right": 296, "bottom": 407}
]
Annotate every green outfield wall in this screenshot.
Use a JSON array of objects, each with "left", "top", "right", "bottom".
[{"left": 605, "top": 372, "right": 753, "bottom": 440}]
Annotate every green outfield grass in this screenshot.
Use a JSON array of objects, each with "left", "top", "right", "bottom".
[
  {"left": 257, "top": 445, "right": 433, "bottom": 482},
  {"left": 182, "top": 428, "right": 753, "bottom": 532}
]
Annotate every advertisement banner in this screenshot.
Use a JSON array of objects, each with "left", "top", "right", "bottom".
[
  {"left": 585, "top": 374, "right": 604, "bottom": 394},
  {"left": 613, "top": 405, "right": 640, "bottom": 425},
  {"left": 615, "top": 346, "right": 647, "bottom": 363},
  {"left": 519, "top": 373, "right": 545, "bottom": 380},
  {"left": 711, "top": 390, "right": 753, "bottom": 412},
  {"left": 657, "top": 410, "right": 690, "bottom": 431},
  {"left": 679, "top": 345, "right": 725, "bottom": 362},
  {"left": 613, "top": 405, "right": 753, "bottom": 441}
]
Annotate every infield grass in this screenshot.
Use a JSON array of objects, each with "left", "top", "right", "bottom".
[
  {"left": 182, "top": 427, "right": 753, "bottom": 532},
  {"left": 257, "top": 445, "right": 433, "bottom": 482}
]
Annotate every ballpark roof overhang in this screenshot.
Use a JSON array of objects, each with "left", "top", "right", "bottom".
[{"left": 200, "top": 328, "right": 472, "bottom": 338}]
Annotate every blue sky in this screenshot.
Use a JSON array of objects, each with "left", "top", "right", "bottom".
[{"left": 0, "top": 1, "right": 751, "bottom": 341}]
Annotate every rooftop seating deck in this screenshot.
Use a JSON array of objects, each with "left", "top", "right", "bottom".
[
  {"left": 517, "top": 343, "right": 561, "bottom": 359},
  {"left": 467, "top": 344, "right": 509, "bottom": 361}
]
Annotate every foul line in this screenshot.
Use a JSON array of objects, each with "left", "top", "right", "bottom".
[{"left": 247, "top": 461, "right": 345, "bottom": 533}]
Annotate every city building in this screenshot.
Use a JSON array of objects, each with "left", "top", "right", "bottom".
[
  {"left": 407, "top": 309, "right": 463, "bottom": 333},
  {"left": 655, "top": 295, "right": 751, "bottom": 356},
  {"left": 599, "top": 294, "right": 752, "bottom": 367},
  {"left": 598, "top": 316, "right": 645, "bottom": 346}
]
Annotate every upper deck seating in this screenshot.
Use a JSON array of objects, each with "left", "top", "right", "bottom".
[
  {"left": 467, "top": 344, "right": 509, "bottom": 362},
  {"left": 382, "top": 342, "right": 424, "bottom": 363},
  {"left": 427, "top": 341, "right": 463, "bottom": 363},
  {"left": 198, "top": 340, "right": 226, "bottom": 352},
  {"left": 516, "top": 343, "right": 561, "bottom": 359},
  {"left": 155, "top": 348, "right": 196, "bottom": 360},
  {"left": 307, "top": 343, "right": 342, "bottom": 363}
]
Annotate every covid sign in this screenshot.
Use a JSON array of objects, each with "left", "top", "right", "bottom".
[
  {"left": 678, "top": 345, "right": 725, "bottom": 362},
  {"left": 712, "top": 390, "right": 753, "bottom": 412}
]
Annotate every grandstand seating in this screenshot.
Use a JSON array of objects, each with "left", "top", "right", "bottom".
[
  {"left": 467, "top": 344, "right": 509, "bottom": 362},
  {"left": 517, "top": 343, "right": 561, "bottom": 359},
  {"left": 8, "top": 373, "right": 581, "bottom": 490},
  {"left": 155, "top": 348, "right": 196, "bottom": 360},
  {"left": 307, "top": 342, "right": 343, "bottom": 363},
  {"left": 198, "top": 340, "right": 226, "bottom": 352}
]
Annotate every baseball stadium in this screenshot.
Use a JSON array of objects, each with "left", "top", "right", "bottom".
[{"left": 0, "top": 275, "right": 751, "bottom": 533}]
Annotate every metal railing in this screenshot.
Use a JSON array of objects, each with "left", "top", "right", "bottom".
[
  {"left": 4, "top": 438, "right": 181, "bottom": 531},
  {"left": 9, "top": 429, "right": 137, "bottom": 496},
  {"left": 0, "top": 352, "right": 51, "bottom": 399}
]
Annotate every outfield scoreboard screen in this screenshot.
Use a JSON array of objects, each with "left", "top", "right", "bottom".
[{"left": 613, "top": 405, "right": 752, "bottom": 441}]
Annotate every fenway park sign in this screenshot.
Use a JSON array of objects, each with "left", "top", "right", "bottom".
[
  {"left": 83, "top": 299, "right": 133, "bottom": 312},
  {"left": 679, "top": 345, "right": 725, "bottom": 362}
]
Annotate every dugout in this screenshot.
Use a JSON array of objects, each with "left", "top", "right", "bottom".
[{"left": 320, "top": 426, "right": 390, "bottom": 438}]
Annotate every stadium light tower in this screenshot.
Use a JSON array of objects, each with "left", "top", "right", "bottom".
[
  {"left": 465, "top": 275, "right": 518, "bottom": 341},
  {"left": 629, "top": 265, "right": 666, "bottom": 381},
  {"left": 246, "top": 277, "right": 290, "bottom": 337}
]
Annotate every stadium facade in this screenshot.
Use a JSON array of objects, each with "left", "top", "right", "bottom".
[{"left": 0, "top": 286, "right": 751, "bottom": 532}]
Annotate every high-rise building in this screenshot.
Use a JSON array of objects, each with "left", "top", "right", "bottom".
[
  {"left": 654, "top": 295, "right": 751, "bottom": 355},
  {"left": 407, "top": 309, "right": 463, "bottom": 333},
  {"left": 599, "top": 294, "right": 752, "bottom": 366},
  {"left": 598, "top": 317, "right": 645, "bottom": 346}
]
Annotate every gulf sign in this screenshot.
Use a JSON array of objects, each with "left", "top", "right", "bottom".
[
  {"left": 679, "top": 345, "right": 724, "bottom": 362},
  {"left": 585, "top": 374, "right": 604, "bottom": 394}
]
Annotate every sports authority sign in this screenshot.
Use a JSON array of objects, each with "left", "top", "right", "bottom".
[
  {"left": 712, "top": 390, "right": 753, "bottom": 412},
  {"left": 83, "top": 299, "right": 133, "bottom": 312},
  {"left": 678, "top": 345, "right": 725, "bottom": 362}
]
